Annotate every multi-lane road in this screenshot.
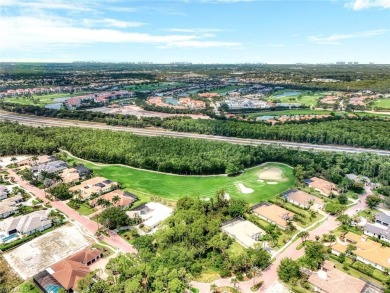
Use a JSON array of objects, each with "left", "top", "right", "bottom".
[{"left": 1, "top": 111, "right": 390, "bottom": 156}]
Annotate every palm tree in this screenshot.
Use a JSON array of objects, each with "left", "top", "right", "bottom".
[
  {"left": 251, "top": 266, "right": 262, "bottom": 287},
  {"left": 112, "top": 195, "right": 120, "bottom": 206},
  {"left": 328, "top": 234, "right": 336, "bottom": 246},
  {"left": 210, "top": 283, "right": 218, "bottom": 293},
  {"left": 230, "top": 277, "right": 238, "bottom": 288},
  {"left": 96, "top": 198, "right": 106, "bottom": 208},
  {"left": 298, "top": 231, "right": 309, "bottom": 243}
]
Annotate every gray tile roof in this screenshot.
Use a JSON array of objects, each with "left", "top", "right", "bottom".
[
  {"left": 376, "top": 212, "right": 390, "bottom": 224},
  {"left": 364, "top": 222, "right": 390, "bottom": 240}
]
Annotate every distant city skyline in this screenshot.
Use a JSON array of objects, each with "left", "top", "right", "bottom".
[{"left": 1, "top": 0, "right": 389, "bottom": 63}]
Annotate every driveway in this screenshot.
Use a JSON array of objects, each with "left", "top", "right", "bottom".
[{"left": 6, "top": 168, "right": 137, "bottom": 254}]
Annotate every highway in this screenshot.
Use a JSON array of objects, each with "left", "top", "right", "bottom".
[{"left": 1, "top": 111, "right": 390, "bottom": 156}]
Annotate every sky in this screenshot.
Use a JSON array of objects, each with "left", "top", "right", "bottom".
[{"left": 0, "top": 0, "right": 389, "bottom": 63}]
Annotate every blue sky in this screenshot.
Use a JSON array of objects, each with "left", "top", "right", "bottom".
[{"left": 0, "top": 0, "right": 389, "bottom": 63}]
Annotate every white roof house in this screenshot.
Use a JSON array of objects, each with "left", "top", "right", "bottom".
[
  {"left": 127, "top": 202, "right": 173, "bottom": 230},
  {"left": 0, "top": 210, "right": 51, "bottom": 236},
  {"left": 221, "top": 218, "right": 264, "bottom": 248}
]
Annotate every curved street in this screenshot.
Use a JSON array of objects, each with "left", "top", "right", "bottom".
[{"left": 5, "top": 168, "right": 137, "bottom": 254}]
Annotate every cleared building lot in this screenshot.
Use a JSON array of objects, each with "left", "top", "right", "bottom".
[
  {"left": 3, "top": 223, "right": 94, "bottom": 280},
  {"left": 221, "top": 218, "right": 264, "bottom": 248}
]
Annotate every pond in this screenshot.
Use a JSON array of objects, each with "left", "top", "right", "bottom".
[
  {"left": 272, "top": 91, "right": 302, "bottom": 98},
  {"left": 44, "top": 97, "right": 69, "bottom": 109},
  {"left": 164, "top": 97, "right": 180, "bottom": 106}
]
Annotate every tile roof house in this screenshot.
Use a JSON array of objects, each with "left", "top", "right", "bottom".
[
  {"left": 89, "top": 190, "right": 137, "bottom": 209},
  {"left": 308, "top": 260, "right": 366, "bottom": 293},
  {"left": 331, "top": 232, "right": 390, "bottom": 272},
  {"left": 282, "top": 189, "right": 324, "bottom": 211},
  {"left": 251, "top": 202, "right": 295, "bottom": 230},
  {"left": 31, "top": 160, "right": 68, "bottom": 176},
  {"left": 47, "top": 247, "right": 102, "bottom": 291},
  {"left": 364, "top": 212, "right": 390, "bottom": 243},
  {"left": 0, "top": 195, "right": 23, "bottom": 219},
  {"left": 17, "top": 155, "right": 55, "bottom": 167},
  {"left": 305, "top": 177, "right": 339, "bottom": 197},
  {"left": 0, "top": 210, "right": 51, "bottom": 236},
  {"left": 69, "top": 177, "right": 118, "bottom": 200},
  {"left": 60, "top": 166, "right": 92, "bottom": 184}
]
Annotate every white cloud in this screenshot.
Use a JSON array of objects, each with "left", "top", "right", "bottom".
[
  {"left": 0, "top": 0, "right": 94, "bottom": 11},
  {"left": 346, "top": 0, "right": 390, "bottom": 10},
  {"left": 0, "top": 16, "right": 240, "bottom": 51},
  {"left": 308, "top": 29, "right": 387, "bottom": 44},
  {"left": 82, "top": 18, "right": 146, "bottom": 28},
  {"left": 162, "top": 28, "right": 225, "bottom": 33}
]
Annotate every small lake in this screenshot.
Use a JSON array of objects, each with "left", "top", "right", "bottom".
[
  {"left": 272, "top": 91, "right": 302, "bottom": 98},
  {"left": 44, "top": 97, "right": 69, "bottom": 109},
  {"left": 164, "top": 97, "right": 180, "bottom": 106}
]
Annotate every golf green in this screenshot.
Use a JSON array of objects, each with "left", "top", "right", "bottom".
[{"left": 67, "top": 154, "right": 295, "bottom": 205}]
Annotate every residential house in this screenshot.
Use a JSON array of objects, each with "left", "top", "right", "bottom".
[
  {"left": 89, "top": 190, "right": 137, "bottom": 209},
  {"left": 305, "top": 177, "right": 339, "bottom": 197},
  {"left": 127, "top": 202, "right": 173, "bottom": 230},
  {"left": 346, "top": 174, "right": 381, "bottom": 189},
  {"left": 364, "top": 212, "right": 390, "bottom": 243},
  {"left": 60, "top": 166, "right": 92, "bottom": 184},
  {"left": 0, "top": 210, "right": 51, "bottom": 236},
  {"left": 69, "top": 177, "right": 118, "bottom": 200},
  {"left": 221, "top": 218, "right": 265, "bottom": 248},
  {"left": 0, "top": 195, "right": 23, "bottom": 218},
  {"left": 251, "top": 202, "right": 295, "bottom": 230},
  {"left": 31, "top": 160, "right": 68, "bottom": 177},
  {"left": 331, "top": 232, "right": 390, "bottom": 272},
  {"left": 17, "top": 155, "right": 55, "bottom": 167},
  {"left": 308, "top": 260, "right": 366, "bottom": 293},
  {"left": 0, "top": 186, "right": 8, "bottom": 200},
  {"left": 45, "top": 247, "right": 102, "bottom": 292},
  {"left": 282, "top": 189, "right": 324, "bottom": 211}
]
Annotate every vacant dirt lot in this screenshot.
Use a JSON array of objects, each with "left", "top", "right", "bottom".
[{"left": 3, "top": 223, "right": 94, "bottom": 280}]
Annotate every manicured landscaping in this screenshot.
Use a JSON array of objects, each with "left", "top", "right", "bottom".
[
  {"left": 374, "top": 98, "right": 390, "bottom": 109},
  {"left": 17, "top": 280, "right": 41, "bottom": 293},
  {"left": 268, "top": 90, "right": 325, "bottom": 107},
  {"left": 67, "top": 202, "right": 95, "bottom": 216},
  {"left": 3, "top": 92, "right": 92, "bottom": 107},
  {"left": 66, "top": 154, "right": 295, "bottom": 205}
]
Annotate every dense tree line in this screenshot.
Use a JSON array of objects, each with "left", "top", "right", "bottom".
[
  {"left": 159, "top": 117, "right": 390, "bottom": 150},
  {"left": 3, "top": 102, "right": 390, "bottom": 150},
  {"left": 1, "top": 122, "right": 390, "bottom": 185}
]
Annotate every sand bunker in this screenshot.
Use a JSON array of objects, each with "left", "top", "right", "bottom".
[
  {"left": 257, "top": 179, "right": 264, "bottom": 182},
  {"left": 267, "top": 182, "right": 278, "bottom": 185},
  {"left": 258, "top": 167, "right": 285, "bottom": 181},
  {"left": 237, "top": 183, "right": 254, "bottom": 194}
]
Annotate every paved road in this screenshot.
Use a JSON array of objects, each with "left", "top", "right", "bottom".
[
  {"left": 1, "top": 111, "right": 390, "bottom": 156},
  {"left": 6, "top": 168, "right": 137, "bottom": 254},
  {"left": 192, "top": 192, "right": 369, "bottom": 293}
]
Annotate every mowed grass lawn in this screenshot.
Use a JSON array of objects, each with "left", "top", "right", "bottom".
[
  {"left": 4, "top": 92, "right": 92, "bottom": 107},
  {"left": 267, "top": 90, "right": 327, "bottom": 106},
  {"left": 374, "top": 98, "right": 390, "bottom": 109},
  {"left": 67, "top": 155, "right": 295, "bottom": 205}
]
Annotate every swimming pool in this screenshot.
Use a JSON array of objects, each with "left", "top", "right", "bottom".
[
  {"left": 45, "top": 284, "right": 62, "bottom": 293},
  {"left": 0, "top": 233, "right": 19, "bottom": 243}
]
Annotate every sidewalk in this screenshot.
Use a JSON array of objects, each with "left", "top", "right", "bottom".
[{"left": 6, "top": 168, "right": 137, "bottom": 254}]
